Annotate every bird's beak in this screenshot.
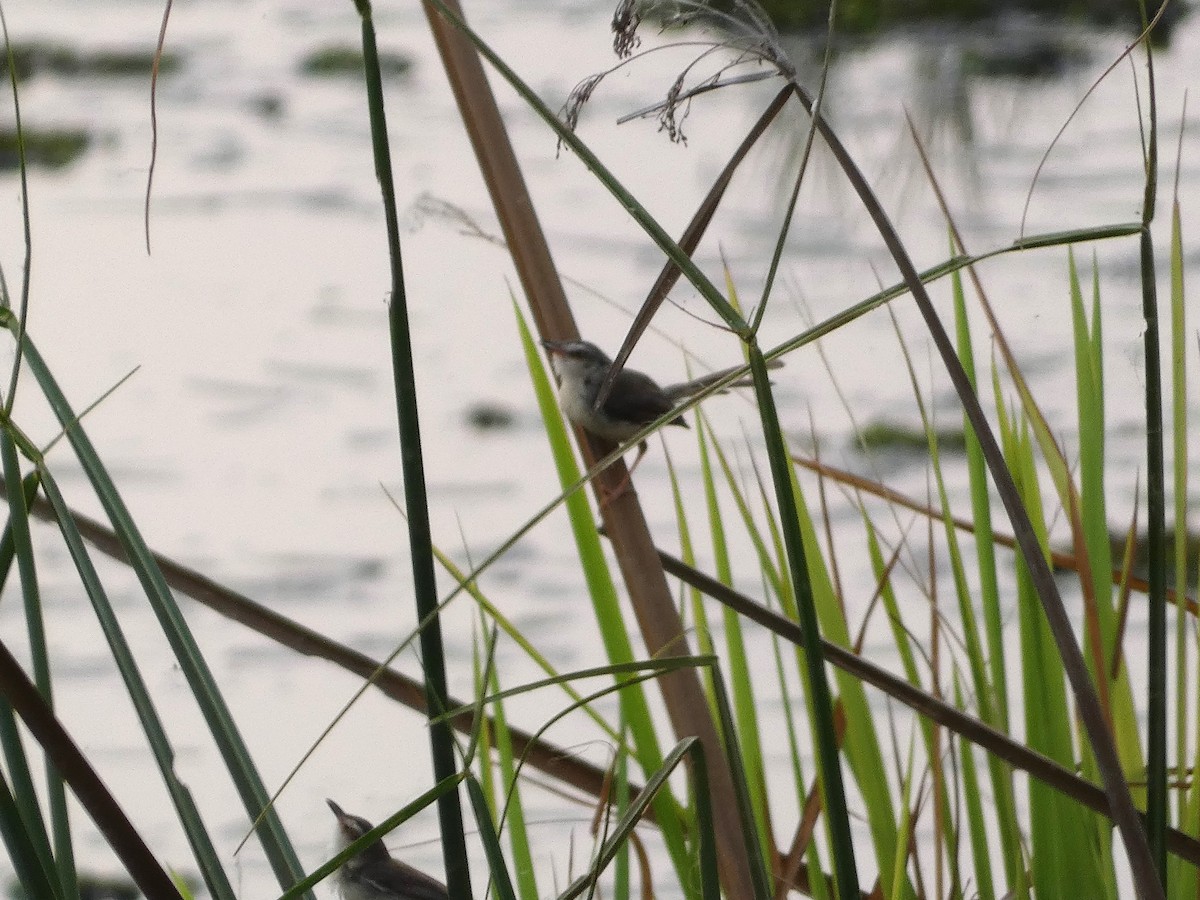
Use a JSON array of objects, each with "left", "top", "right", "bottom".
[
  {"left": 327, "top": 798, "right": 347, "bottom": 820},
  {"left": 541, "top": 340, "right": 567, "bottom": 355}
]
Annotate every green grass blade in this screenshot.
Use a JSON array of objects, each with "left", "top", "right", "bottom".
[
  {"left": 8, "top": 328, "right": 310, "bottom": 897},
  {"left": 0, "top": 635, "right": 182, "bottom": 898},
  {"left": 953, "top": 675, "right": 994, "bottom": 900},
  {"left": 772, "top": 454, "right": 909, "bottom": 898},
  {"left": 710, "top": 669, "right": 772, "bottom": 900},
  {"left": 667, "top": 443, "right": 716, "bottom": 673},
  {"left": 612, "top": 719, "right": 631, "bottom": 900},
  {"left": 0, "top": 430, "right": 75, "bottom": 899},
  {"left": 747, "top": 344, "right": 859, "bottom": 900},
  {"left": 0, "top": 475, "right": 58, "bottom": 900},
  {"left": 430, "top": 538, "right": 621, "bottom": 744},
  {"left": 37, "top": 466, "right": 237, "bottom": 900},
  {"left": 1168, "top": 177, "right": 1188, "bottom": 859},
  {"left": 0, "top": 471, "right": 39, "bottom": 596},
  {"left": 951, "top": 266, "right": 1026, "bottom": 891},
  {"left": 516, "top": 306, "right": 694, "bottom": 889},
  {"left": 890, "top": 730, "right": 917, "bottom": 900},
  {"left": 0, "top": 773, "right": 62, "bottom": 900},
  {"left": 485, "top": 667, "right": 538, "bottom": 900},
  {"left": 435, "top": 657, "right": 719, "bottom": 724},
  {"left": 950, "top": 267, "right": 1006, "bottom": 723},
  {"left": 0, "top": 701, "right": 59, "bottom": 900},
  {"left": 356, "top": 4, "right": 473, "bottom": 895},
  {"left": 467, "top": 776, "right": 519, "bottom": 900},
  {"left": 696, "top": 416, "right": 772, "bottom": 867},
  {"left": 558, "top": 739, "right": 715, "bottom": 900},
  {"left": 1006, "top": 412, "right": 1111, "bottom": 900}
]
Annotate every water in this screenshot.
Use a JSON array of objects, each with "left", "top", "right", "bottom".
[{"left": 0, "top": 0, "right": 1197, "bottom": 896}]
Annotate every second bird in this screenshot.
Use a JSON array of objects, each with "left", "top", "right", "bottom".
[{"left": 327, "top": 799, "right": 449, "bottom": 900}]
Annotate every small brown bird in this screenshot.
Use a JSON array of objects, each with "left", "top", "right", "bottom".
[
  {"left": 327, "top": 799, "right": 449, "bottom": 900},
  {"left": 542, "top": 339, "right": 771, "bottom": 492}
]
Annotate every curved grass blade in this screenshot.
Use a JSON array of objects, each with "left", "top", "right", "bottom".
[
  {"left": 0, "top": 772, "right": 62, "bottom": 900},
  {"left": 0, "top": 430, "right": 75, "bottom": 898},
  {"left": 430, "top": 537, "right": 623, "bottom": 745},
  {"left": 4, "top": 324, "right": 310, "bottom": 897},
  {"left": 36, "top": 465, "right": 237, "bottom": 900},
  {"left": 559, "top": 738, "right": 719, "bottom": 900},
  {"left": 0, "top": 4, "right": 34, "bottom": 409},
  {"left": 467, "top": 775, "right": 519, "bottom": 900},
  {"left": 433, "top": 657, "right": 720, "bottom": 725},
  {"left": 0, "top": 636, "right": 182, "bottom": 899},
  {"left": 785, "top": 81, "right": 1160, "bottom": 898}
]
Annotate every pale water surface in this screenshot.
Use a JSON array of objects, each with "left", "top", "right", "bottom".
[{"left": 0, "top": 0, "right": 1197, "bottom": 896}]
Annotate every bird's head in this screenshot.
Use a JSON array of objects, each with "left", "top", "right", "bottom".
[
  {"left": 327, "top": 799, "right": 390, "bottom": 865},
  {"left": 542, "top": 339, "right": 611, "bottom": 382}
]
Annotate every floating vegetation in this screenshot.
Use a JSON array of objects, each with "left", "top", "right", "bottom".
[
  {"left": 750, "top": 0, "right": 1181, "bottom": 35},
  {"left": 465, "top": 401, "right": 517, "bottom": 432},
  {"left": 299, "top": 45, "right": 414, "bottom": 78},
  {"left": 856, "top": 420, "right": 967, "bottom": 453},
  {"left": 0, "top": 42, "right": 182, "bottom": 80},
  {"left": 0, "top": 128, "right": 90, "bottom": 170}
]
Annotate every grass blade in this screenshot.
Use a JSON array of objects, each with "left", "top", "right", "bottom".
[
  {"left": 36, "top": 467, "right": 237, "bottom": 900},
  {"left": 0, "top": 636, "right": 181, "bottom": 899},
  {"left": 646, "top": 540, "right": 1200, "bottom": 866},
  {"left": 786, "top": 80, "right": 1160, "bottom": 897},
  {"left": 355, "top": 4, "right": 473, "bottom": 894},
  {"left": 6, "top": 326, "right": 310, "bottom": 897},
  {"left": 518, "top": 306, "right": 696, "bottom": 890},
  {"left": 747, "top": 344, "right": 859, "bottom": 900},
  {"left": 468, "top": 775, "right": 519, "bottom": 900},
  {"left": 0, "top": 773, "right": 61, "bottom": 900}
]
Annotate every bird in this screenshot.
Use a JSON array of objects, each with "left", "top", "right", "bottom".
[
  {"left": 541, "top": 338, "right": 768, "bottom": 488},
  {"left": 326, "top": 799, "right": 449, "bottom": 900}
]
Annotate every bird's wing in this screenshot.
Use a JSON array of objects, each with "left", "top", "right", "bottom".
[
  {"left": 602, "top": 369, "right": 679, "bottom": 426},
  {"left": 356, "top": 860, "right": 449, "bottom": 900}
]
